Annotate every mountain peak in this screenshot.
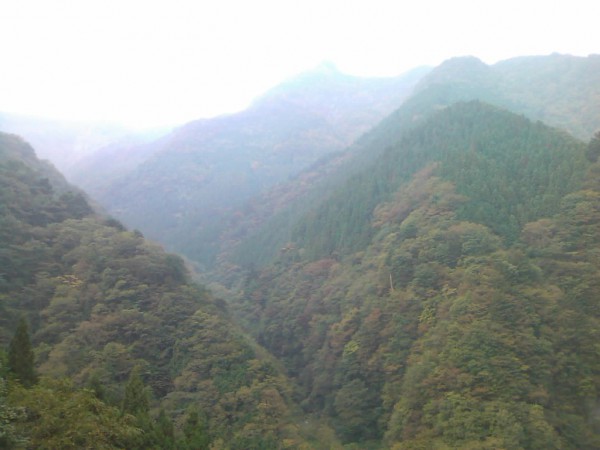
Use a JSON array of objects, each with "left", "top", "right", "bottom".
[
  {"left": 439, "top": 55, "right": 487, "bottom": 67},
  {"left": 313, "top": 60, "right": 342, "bottom": 75},
  {"left": 414, "top": 55, "right": 491, "bottom": 92}
]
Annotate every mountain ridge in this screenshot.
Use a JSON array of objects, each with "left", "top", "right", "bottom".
[
  {"left": 0, "top": 132, "right": 330, "bottom": 448},
  {"left": 3, "top": 51, "right": 600, "bottom": 448},
  {"left": 217, "top": 53, "right": 600, "bottom": 275},
  {"left": 230, "top": 101, "right": 600, "bottom": 447},
  {"left": 77, "top": 65, "right": 428, "bottom": 267}
]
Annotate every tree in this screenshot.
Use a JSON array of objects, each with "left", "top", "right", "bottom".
[
  {"left": 7, "top": 318, "right": 36, "bottom": 387},
  {"left": 151, "top": 408, "right": 176, "bottom": 450},
  {"left": 0, "top": 366, "right": 26, "bottom": 449},
  {"left": 121, "top": 365, "right": 156, "bottom": 449},
  {"left": 586, "top": 131, "right": 600, "bottom": 162},
  {"left": 183, "top": 409, "right": 210, "bottom": 450},
  {"left": 122, "top": 365, "right": 149, "bottom": 417},
  {"left": 8, "top": 378, "right": 140, "bottom": 449}
]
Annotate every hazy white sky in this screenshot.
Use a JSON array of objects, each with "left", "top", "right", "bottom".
[{"left": 1, "top": 0, "right": 598, "bottom": 128}]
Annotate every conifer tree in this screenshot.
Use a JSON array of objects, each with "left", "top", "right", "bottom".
[
  {"left": 183, "top": 409, "right": 210, "bottom": 449},
  {"left": 87, "top": 371, "right": 106, "bottom": 401},
  {"left": 121, "top": 365, "right": 154, "bottom": 449},
  {"left": 152, "top": 408, "right": 176, "bottom": 449},
  {"left": 122, "top": 365, "right": 149, "bottom": 417},
  {"left": 7, "top": 318, "right": 36, "bottom": 387}
]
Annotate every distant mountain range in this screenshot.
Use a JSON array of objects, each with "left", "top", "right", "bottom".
[
  {"left": 6, "top": 54, "right": 599, "bottom": 273},
  {"left": 410, "top": 53, "right": 600, "bottom": 139},
  {"left": 219, "top": 53, "right": 600, "bottom": 272},
  {"left": 0, "top": 112, "right": 168, "bottom": 176},
  {"left": 70, "top": 63, "right": 429, "bottom": 267}
]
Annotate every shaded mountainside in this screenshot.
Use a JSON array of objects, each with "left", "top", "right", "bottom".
[
  {"left": 289, "top": 102, "right": 587, "bottom": 261},
  {"left": 220, "top": 53, "right": 600, "bottom": 273},
  {"left": 392, "top": 53, "right": 600, "bottom": 142},
  {"left": 76, "top": 65, "right": 428, "bottom": 268},
  {"left": 231, "top": 102, "right": 600, "bottom": 447},
  {"left": 0, "top": 133, "right": 333, "bottom": 448}
]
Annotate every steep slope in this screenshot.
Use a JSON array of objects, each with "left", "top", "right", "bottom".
[
  {"left": 77, "top": 64, "right": 428, "bottom": 267},
  {"left": 222, "top": 53, "right": 600, "bottom": 273},
  {"left": 0, "top": 133, "right": 330, "bottom": 448},
  {"left": 289, "top": 102, "right": 586, "bottom": 261},
  {"left": 233, "top": 102, "right": 600, "bottom": 447}
]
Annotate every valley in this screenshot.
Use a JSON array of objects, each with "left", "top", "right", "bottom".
[{"left": 2, "top": 53, "right": 600, "bottom": 449}]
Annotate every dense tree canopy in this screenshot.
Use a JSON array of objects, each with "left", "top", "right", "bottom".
[
  {"left": 7, "top": 318, "right": 36, "bottom": 387},
  {"left": 233, "top": 102, "right": 600, "bottom": 447},
  {"left": 8, "top": 378, "right": 141, "bottom": 450},
  {"left": 0, "top": 132, "right": 319, "bottom": 448},
  {"left": 0, "top": 367, "right": 25, "bottom": 449}
]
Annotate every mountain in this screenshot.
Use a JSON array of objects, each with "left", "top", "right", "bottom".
[
  {"left": 231, "top": 101, "right": 600, "bottom": 447},
  {"left": 4, "top": 52, "right": 600, "bottom": 448},
  {"left": 0, "top": 132, "right": 334, "bottom": 448},
  {"left": 221, "top": 53, "right": 600, "bottom": 274},
  {"left": 0, "top": 112, "right": 167, "bottom": 177},
  {"left": 74, "top": 64, "right": 429, "bottom": 268},
  {"left": 410, "top": 53, "right": 600, "bottom": 139}
]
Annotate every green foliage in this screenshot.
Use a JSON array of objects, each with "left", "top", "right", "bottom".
[
  {"left": 7, "top": 318, "right": 36, "bottom": 387},
  {"left": 0, "top": 132, "right": 313, "bottom": 447},
  {"left": 333, "top": 378, "right": 381, "bottom": 441},
  {"left": 122, "top": 366, "right": 149, "bottom": 417},
  {"left": 0, "top": 368, "right": 26, "bottom": 449},
  {"left": 5, "top": 54, "right": 600, "bottom": 448},
  {"left": 182, "top": 409, "right": 210, "bottom": 450},
  {"left": 290, "top": 102, "right": 586, "bottom": 261},
  {"left": 8, "top": 377, "right": 141, "bottom": 449},
  {"left": 235, "top": 110, "right": 600, "bottom": 446},
  {"left": 152, "top": 408, "right": 176, "bottom": 450}
]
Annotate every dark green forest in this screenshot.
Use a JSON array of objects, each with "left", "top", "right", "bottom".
[
  {"left": 231, "top": 103, "right": 600, "bottom": 448},
  {"left": 0, "top": 133, "right": 326, "bottom": 449},
  {"left": 2, "top": 54, "right": 600, "bottom": 449}
]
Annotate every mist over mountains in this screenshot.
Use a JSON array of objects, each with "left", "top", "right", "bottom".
[
  {"left": 0, "top": 113, "right": 169, "bottom": 176},
  {"left": 2, "top": 52, "right": 600, "bottom": 448},
  {"left": 69, "top": 54, "right": 600, "bottom": 272},
  {"left": 217, "top": 53, "right": 600, "bottom": 272},
  {"left": 70, "top": 63, "right": 429, "bottom": 267}
]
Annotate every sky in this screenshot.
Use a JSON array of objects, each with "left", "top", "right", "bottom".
[{"left": 1, "top": 0, "right": 599, "bottom": 128}]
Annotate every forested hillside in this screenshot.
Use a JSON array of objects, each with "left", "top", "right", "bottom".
[
  {"left": 406, "top": 53, "right": 600, "bottom": 140},
  {"left": 0, "top": 133, "right": 329, "bottom": 448},
  {"left": 3, "top": 53, "right": 600, "bottom": 449},
  {"left": 289, "top": 102, "right": 586, "bottom": 261},
  {"left": 232, "top": 102, "right": 600, "bottom": 447},
  {"left": 222, "top": 54, "right": 600, "bottom": 273},
  {"left": 73, "top": 65, "right": 428, "bottom": 268}
]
